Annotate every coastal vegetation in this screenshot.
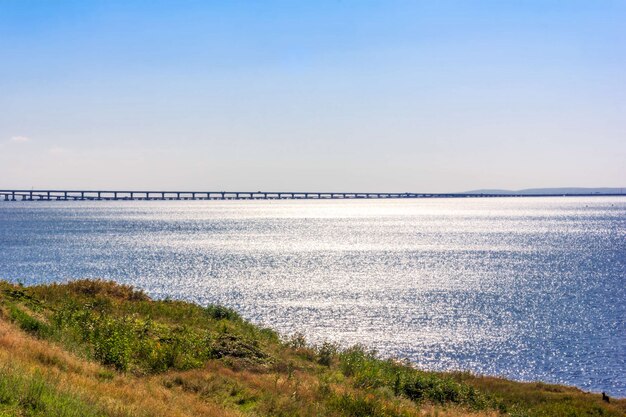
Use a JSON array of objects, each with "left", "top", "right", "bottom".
[{"left": 0, "top": 279, "right": 623, "bottom": 417}]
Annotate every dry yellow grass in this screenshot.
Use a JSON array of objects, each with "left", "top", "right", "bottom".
[
  {"left": 0, "top": 315, "right": 504, "bottom": 417},
  {"left": 1, "top": 280, "right": 623, "bottom": 417},
  {"left": 0, "top": 318, "right": 237, "bottom": 417}
]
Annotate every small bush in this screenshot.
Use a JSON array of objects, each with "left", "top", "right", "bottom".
[
  {"left": 208, "top": 333, "right": 268, "bottom": 362},
  {"left": 285, "top": 332, "right": 307, "bottom": 349},
  {"left": 317, "top": 341, "right": 338, "bottom": 367},
  {"left": 338, "top": 345, "right": 378, "bottom": 380},
  {"left": 205, "top": 304, "right": 241, "bottom": 321}
]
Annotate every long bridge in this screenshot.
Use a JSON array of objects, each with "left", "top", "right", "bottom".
[{"left": 0, "top": 189, "right": 621, "bottom": 201}]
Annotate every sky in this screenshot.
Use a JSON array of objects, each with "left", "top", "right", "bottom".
[{"left": 0, "top": 0, "right": 624, "bottom": 192}]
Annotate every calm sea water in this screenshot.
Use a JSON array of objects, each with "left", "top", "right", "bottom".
[{"left": 1, "top": 197, "right": 624, "bottom": 396}]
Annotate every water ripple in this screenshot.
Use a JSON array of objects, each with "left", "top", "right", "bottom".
[{"left": 0, "top": 197, "right": 624, "bottom": 396}]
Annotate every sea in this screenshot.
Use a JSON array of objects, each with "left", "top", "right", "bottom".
[{"left": 0, "top": 197, "right": 624, "bottom": 396}]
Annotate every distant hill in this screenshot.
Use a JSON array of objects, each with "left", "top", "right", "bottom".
[{"left": 463, "top": 187, "right": 625, "bottom": 195}]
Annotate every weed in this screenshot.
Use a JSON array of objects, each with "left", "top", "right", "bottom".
[
  {"left": 205, "top": 304, "right": 241, "bottom": 321},
  {"left": 0, "top": 367, "right": 104, "bottom": 417},
  {"left": 7, "top": 304, "right": 52, "bottom": 338},
  {"left": 317, "top": 341, "right": 338, "bottom": 367}
]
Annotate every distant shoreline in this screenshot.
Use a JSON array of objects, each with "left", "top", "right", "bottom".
[{"left": 463, "top": 187, "right": 625, "bottom": 195}]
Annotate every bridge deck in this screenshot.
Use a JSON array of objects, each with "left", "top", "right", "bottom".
[{"left": 0, "top": 189, "right": 620, "bottom": 201}]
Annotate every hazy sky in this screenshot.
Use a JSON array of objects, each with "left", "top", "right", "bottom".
[{"left": 1, "top": 1, "right": 624, "bottom": 192}]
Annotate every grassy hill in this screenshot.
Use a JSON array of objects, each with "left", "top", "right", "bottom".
[{"left": 0, "top": 279, "right": 623, "bottom": 417}]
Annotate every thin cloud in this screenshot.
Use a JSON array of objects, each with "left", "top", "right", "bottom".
[
  {"left": 48, "top": 147, "right": 70, "bottom": 155},
  {"left": 10, "top": 136, "right": 31, "bottom": 143}
]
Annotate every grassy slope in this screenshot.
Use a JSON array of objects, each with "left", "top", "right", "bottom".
[{"left": 0, "top": 280, "right": 623, "bottom": 417}]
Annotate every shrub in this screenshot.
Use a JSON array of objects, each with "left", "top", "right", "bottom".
[
  {"left": 205, "top": 304, "right": 241, "bottom": 321},
  {"left": 337, "top": 345, "right": 491, "bottom": 409},
  {"left": 285, "top": 332, "right": 307, "bottom": 349},
  {"left": 208, "top": 332, "right": 268, "bottom": 362},
  {"left": 91, "top": 316, "right": 134, "bottom": 371},
  {"left": 317, "top": 341, "right": 338, "bottom": 367}
]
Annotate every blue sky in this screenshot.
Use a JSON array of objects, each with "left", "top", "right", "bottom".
[{"left": 1, "top": 0, "right": 624, "bottom": 191}]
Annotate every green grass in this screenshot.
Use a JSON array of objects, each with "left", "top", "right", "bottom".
[
  {"left": 7, "top": 303, "right": 52, "bottom": 338},
  {"left": 338, "top": 345, "right": 493, "bottom": 409},
  {"left": 0, "top": 366, "right": 104, "bottom": 417},
  {"left": 0, "top": 279, "right": 623, "bottom": 417},
  {"left": 14, "top": 280, "right": 276, "bottom": 374}
]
